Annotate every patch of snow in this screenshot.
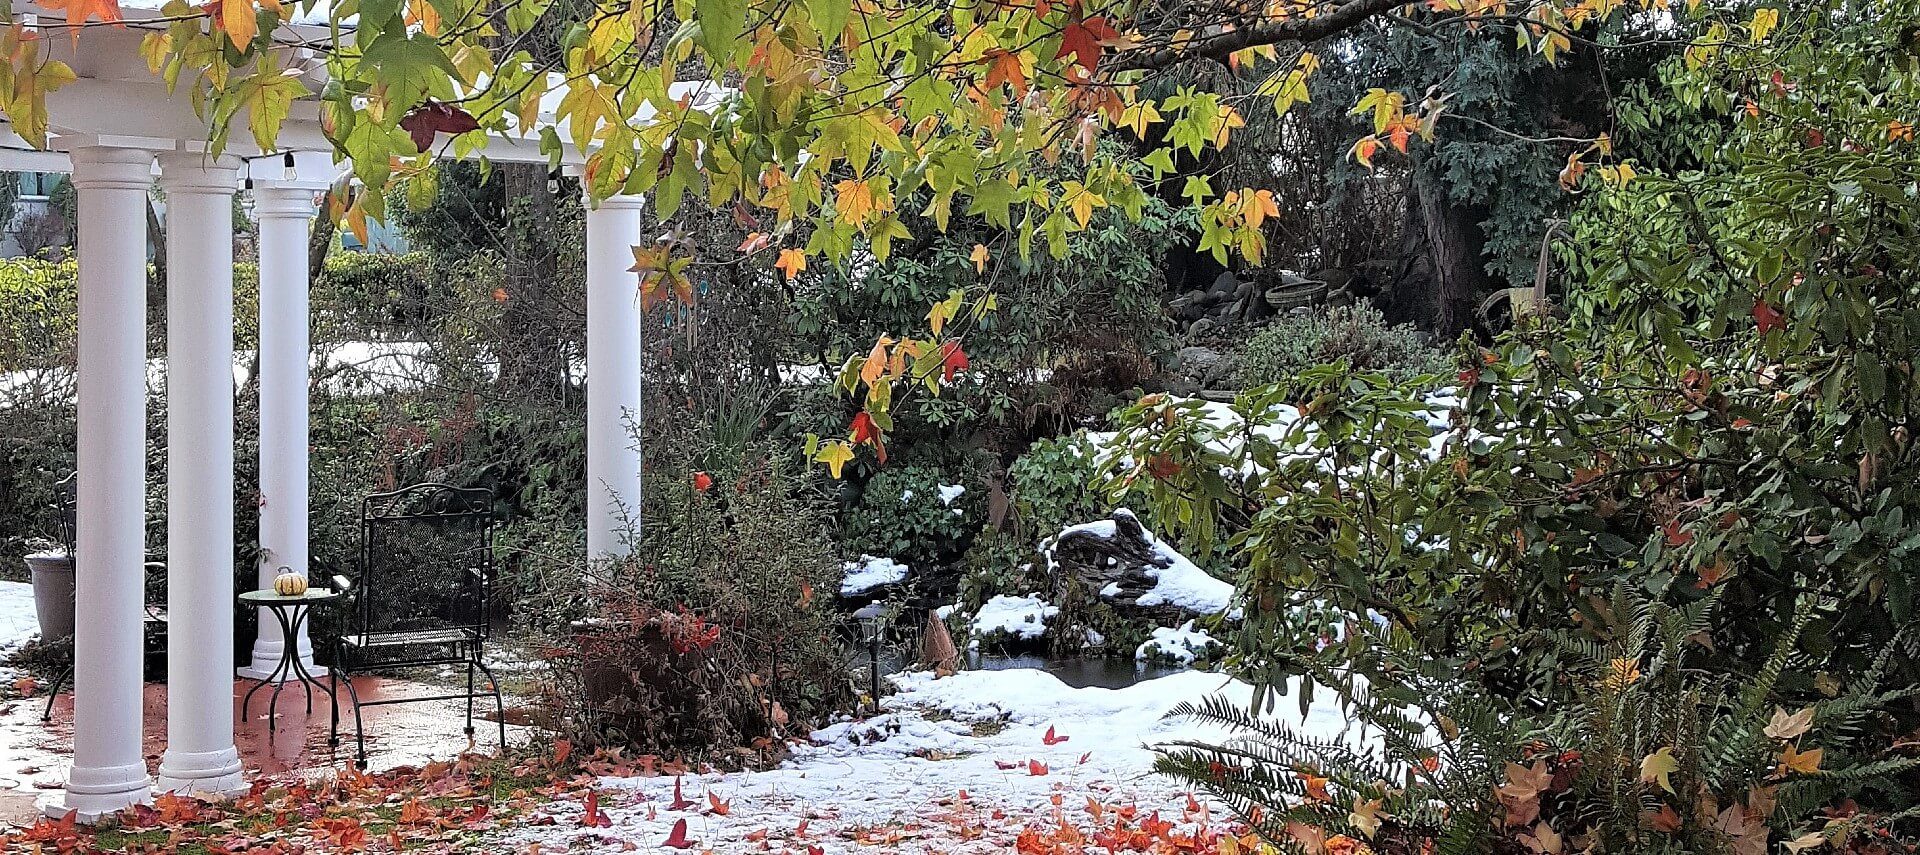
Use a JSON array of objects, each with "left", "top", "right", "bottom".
[
  {"left": 968, "top": 594, "right": 1059, "bottom": 646},
  {"left": 936, "top": 484, "right": 966, "bottom": 505},
  {"left": 493, "top": 667, "right": 1386, "bottom": 853},
  {"left": 1136, "top": 621, "right": 1221, "bottom": 665},
  {"left": 840, "top": 556, "right": 910, "bottom": 597},
  {"left": 0, "top": 581, "right": 37, "bottom": 655}
]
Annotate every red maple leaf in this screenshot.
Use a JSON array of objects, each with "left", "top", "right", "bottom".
[
  {"left": 995, "top": 760, "right": 1021, "bottom": 770},
  {"left": 580, "top": 790, "right": 610, "bottom": 828},
  {"left": 692, "top": 471, "right": 714, "bottom": 493},
  {"left": 1043, "top": 725, "right": 1069, "bottom": 745},
  {"left": 1663, "top": 518, "right": 1694, "bottom": 548},
  {"left": 1056, "top": 16, "right": 1119, "bottom": 70},
  {"left": 1753, "top": 298, "right": 1785, "bottom": 335},
  {"left": 850, "top": 411, "right": 888, "bottom": 463},
  {"left": 939, "top": 341, "right": 971, "bottom": 383},
  {"left": 662, "top": 818, "right": 696, "bottom": 849},
  {"left": 1028, "top": 759, "right": 1050, "bottom": 776},
  {"left": 668, "top": 777, "right": 696, "bottom": 811},
  {"left": 707, "top": 791, "right": 731, "bottom": 816},
  {"left": 399, "top": 102, "right": 481, "bottom": 153}
]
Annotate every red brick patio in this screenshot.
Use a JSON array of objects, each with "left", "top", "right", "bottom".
[{"left": 0, "top": 676, "right": 528, "bottom": 824}]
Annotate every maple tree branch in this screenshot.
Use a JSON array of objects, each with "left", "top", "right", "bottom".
[{"left": 1109, "top": 0, "right": 1416, "bottom": 71}]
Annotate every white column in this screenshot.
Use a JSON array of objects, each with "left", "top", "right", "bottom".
[
  {"left": 239, "top": 182, "right": 322, "bottom": 681},
  {"left": 154, "top": 151, "right": 247, "bottom": 798},
  {"left": 583, "top": 193, "right": 646, "bottom": 559},
  {"left": 45, "top": 145, "right": 156, "bottom": 822}
]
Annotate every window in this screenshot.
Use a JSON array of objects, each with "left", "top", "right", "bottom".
[{"left": 18, "top": 172, "right": 61, "bottom": 198}]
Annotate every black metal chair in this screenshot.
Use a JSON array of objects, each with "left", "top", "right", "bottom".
[
  {"left": 41, "top": 473, "right": 169, "bottom": 722},
  {"left": 328, "top": 482, "right": 505, "bottom": 766}
]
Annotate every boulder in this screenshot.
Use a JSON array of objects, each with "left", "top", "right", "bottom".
[
  {"left": 1045, "top": 510, "right": 1169, "bottom": 606},
  {"left": 1175, "top": 346, "right": 1226, "bottom": 380}
]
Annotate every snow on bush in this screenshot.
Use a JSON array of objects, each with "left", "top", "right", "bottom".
[
  {"left": 968, "top": 593, "right": 1060, "bottom": 646},
  {"left": 839, "top": 555, "right": 909, "bottom": 596},
  {"left": 1135, "top": 620, "right": 1221, "bottom": 665}
]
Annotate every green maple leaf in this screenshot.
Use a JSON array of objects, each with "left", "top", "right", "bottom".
[
  {"left": 239, "top": 69, "right": 312, "bottom": 153},
  {"left": 695, "top": 0, "right": 747, "bottom": 71}
]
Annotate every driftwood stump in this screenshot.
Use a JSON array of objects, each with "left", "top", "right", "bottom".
[{"left": 1044, "top": 509, "right": 1174, "bottom": 607}]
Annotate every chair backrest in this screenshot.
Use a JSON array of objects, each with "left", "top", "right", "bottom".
[{"left": 355, "top": 482, "right": 496, "bottom": 641}]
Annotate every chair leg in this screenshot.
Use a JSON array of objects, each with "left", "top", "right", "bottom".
[
  {"left": 472, "top": 659, "right": 507, "bottom": 753},
  {"left": 328, "top": 663, "right": 341, "bottom": 747},
  {"left": 41, "top": 663, "right": 73, "bottom": 723},
  {"left": 463, "top": 660, "right": 476, "bottom": 738},
  {"left": 338, "top": 671, "right": 367, "bottom": 769}
]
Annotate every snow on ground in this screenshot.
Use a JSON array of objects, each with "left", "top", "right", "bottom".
[
  {"left": 968, "top": 594, "right": 1059, "bottom": 646},
  {"left": 0, "top": 582, "right": 36, "bottom": 656},
  {"left": 494, "top": 667, "right": 1373, "bottom": 853},
  {"left": 936, "top": 484, "right": 966, "bottom": 505},
  {"left": 1045, "top": 513, "right": 1236, "bottom": 616},
  {"left": 1135, "top": 621, "right": 1220, "bottom": 665},
  {"left": 840, "top": 556, "right": 910, "bottom": 597}
]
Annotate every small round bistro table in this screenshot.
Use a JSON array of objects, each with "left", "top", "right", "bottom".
[{"left": 237, "top": 588, "right": 341, "bottom": 737}]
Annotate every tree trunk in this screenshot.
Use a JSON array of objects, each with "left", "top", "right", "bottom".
[
  {"left": 496, "top": 162, "right": 568, "bottom": 393},
  {"left": 309, "top": 189, "right": 337, "bottom": 281},
  {"left": 1385, "top": 161, "right": 1492, "bottom": 339}
]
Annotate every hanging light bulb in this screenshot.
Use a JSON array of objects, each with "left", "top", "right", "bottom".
[{"left": 282, "top": 151, "right": 297, "bottom": 181}]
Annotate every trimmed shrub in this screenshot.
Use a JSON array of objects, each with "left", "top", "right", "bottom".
[{"left": 1232, "top": 302, "right": 1449, "bottom": 388}]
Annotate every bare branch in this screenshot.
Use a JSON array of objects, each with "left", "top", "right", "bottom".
[{"left": 1110, "top": 0, "right": 1414, "bottom": 71}]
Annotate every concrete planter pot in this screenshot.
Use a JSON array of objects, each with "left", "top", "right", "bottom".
[{"left": 25, "top": 552, "right": 75, "bottom": 644}]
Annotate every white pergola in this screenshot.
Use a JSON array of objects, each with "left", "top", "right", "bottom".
[{"left": 13, "top": 5, "right": 690, "bottom": 821}]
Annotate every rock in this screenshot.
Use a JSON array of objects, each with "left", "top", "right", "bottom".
[
  {"left": 1207, "top": 271, "right": 1240, "bottom": 296},
  {"left": 1202, "top": 353, "right": 1240, "bottom": 386},
  {"left": 1187, "top": 317, "right": 1217, "bottom": 339},
  {"left": 1045, "top": 510, "right": 1169, "bottom": 606},
  {"left": 1170, "top": 289, "right": 1208, "bottom": 321},
  {"left": 1175, "top": 346, "right": 1226, "bottom": 380}
]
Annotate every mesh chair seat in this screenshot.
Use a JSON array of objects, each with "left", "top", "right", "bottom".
[{"left": 341, "top": 627, "right": 481, "bottom": 649}]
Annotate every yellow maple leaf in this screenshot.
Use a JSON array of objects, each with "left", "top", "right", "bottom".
[
  {"left": 1061, "top": 181, "right": 1108, "bottom": 228},
  {"left": 815, "top": 441, "right": 855, "bottom": 478},
  {"left": 775, "top": 248, "right": 807, "bottom": 280},
  {"left": 213, "top": 0, "right": 259, "bottom": 50},
  {"left": 1778, "top": 744, "right": 1823, "bottom": 776},
  {"left": 835, "top": 178, "right": 876, "bottom": 227},
  {"left": 1639, "top": 747, "right": 1678, "bottom": 794},
  {"left": 1119, "top": 102, "right": 1162, "bottom": 138},
  {"left": 859, "top": 337, "right": 894, "bottom": 389},
  {"left": 969, "top": 243, "right": 989, "bottom": 274},
  {"left": 1347, "top": 797, "right": 1383, "bottom": 839}
]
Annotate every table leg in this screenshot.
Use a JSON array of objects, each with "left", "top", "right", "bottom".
[
  {"left": 263, "top": 605, "right": 302, "bottom": 732},
  {"left": 240, "top": 605, "right": 297, "bottom": 725}
]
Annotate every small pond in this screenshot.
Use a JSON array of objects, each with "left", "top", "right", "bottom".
[
  {"left": 964, "top": 652, "right": 1191, "bottom": 690},
  {"left": 849, "top": 643, "right": 1190, "bottom": 692}
]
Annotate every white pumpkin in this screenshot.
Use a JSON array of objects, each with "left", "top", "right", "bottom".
[{"left": 273, "top": 571, "right": 309, "bottom": 596}]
